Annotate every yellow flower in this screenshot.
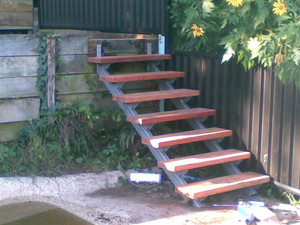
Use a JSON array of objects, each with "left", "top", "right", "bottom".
[
  {"left": 273, "top": 0, "right": 288, "bottom": 16},
  {"left": 226, "top": 0, "right": 244, "bottom": 7},
  {"left": 191, "top": 24, "right": 204, "bottom": 37}
]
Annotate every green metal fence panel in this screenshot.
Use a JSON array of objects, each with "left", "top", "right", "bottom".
[
  {"left": 38, "top": 0, "right": 169, "bottom": 35},
  {"left": 171, "top": 52, "right": 300, "bottom": 191}
]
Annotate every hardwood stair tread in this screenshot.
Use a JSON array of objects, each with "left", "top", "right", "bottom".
[
  {"left": 176, "top": 172, "right": 270, "bottom": 199},
  {"left": 142, "top": 127, "right": 232, "bottom": 148},
  {"left": 113, "top": 89, "right": 200, "bottom": 103},
  {"left": 127, "top": 108, "right": 216, "bottom": 125},
  {"left": 88, "top": 54, "right": 172, "bottom": 64},
  {"left": 99, "top": 71, "right": 184, "bottom": 82},
  {"left": 158, "top": 149, "right": 251, "bottom": 172}
]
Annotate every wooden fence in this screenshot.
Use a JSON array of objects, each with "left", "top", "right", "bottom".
[
  {"left": 0, "top": 34, "right": 96, "bottom": 142},
  {"left": 171, "top": 52, "right": 300, "bottom": 191},
  {"left": 0, "top": 0, "right": 33, "bottom": 30},
  {"left": 0, "top": 34, "right": 156, "bottom": 142}
]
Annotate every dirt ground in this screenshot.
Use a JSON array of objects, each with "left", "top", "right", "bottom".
[{"left": 86, "top": 182, "right": 300, "bottom": 225}]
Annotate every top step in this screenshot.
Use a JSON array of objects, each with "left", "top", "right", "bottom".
[{"left": 88, "top": 54, "right": 172, "bottom": 64}]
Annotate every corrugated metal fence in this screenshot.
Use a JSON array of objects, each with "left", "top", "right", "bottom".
[
  {"left": 171, "top": 52, "right": 300, "bottom": 190},
  {"left": 38, "top": 0, "right": 168, "bottom": 35}
]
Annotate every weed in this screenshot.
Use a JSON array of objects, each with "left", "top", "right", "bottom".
[
  {"left": 0, "top": 100, "right": 154, "bottom": 176},
  {"left": 283, "top": 192, "right": 300, "bottom": 207}
]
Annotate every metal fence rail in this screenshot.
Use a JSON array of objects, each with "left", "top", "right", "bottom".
[
  {"left": 38, "top": 0, "right": 168, "bottom": 35},
  {"left": 171, "top": 52, "right": 300, "bottom": 191}
]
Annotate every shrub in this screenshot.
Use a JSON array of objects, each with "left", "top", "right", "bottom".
[
  {"left": 170, "top": 0, "right": 300, "bottom": 85},
  {"left": 0, "top": 100, "right": 153, "bottom": 176}
]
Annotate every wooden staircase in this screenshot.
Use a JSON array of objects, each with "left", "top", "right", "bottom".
[{"left": 88, "top": 48, "right": 270, "bottom": 207}]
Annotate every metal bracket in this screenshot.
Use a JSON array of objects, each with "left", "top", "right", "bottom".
[
  {"left": 215, "top": 138, "right": 224, "bottom": 143},
  {"left": 143, "top": 124, "right": 154, "bottom": 130},
  {"left": 146, "top": 43, "right": 152, "bottom": 55},
  {"left": 167, "top": 78, "right": 176, "bottom": 84},
  {"left": 127, "top": 103, "right": 140, "bottom": 110},
  {"left": 182, "top": 96, "right": 193, "bottom": 103},
  {"left": 158, "top": 147, "right": 171, "bottom": 152},
  {"left": 147, "top": 61, "right": 161, "bottom": 72},
  {"left": 97, "top": 64, "right": 111, "bottom": 75},
  {"left": 113, "top": 82, "right": 125, "bottom": 89}
]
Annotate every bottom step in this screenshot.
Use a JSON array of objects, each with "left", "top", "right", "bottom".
[{"left": 176, "top": 172, "right": 270, "bottom": 199}]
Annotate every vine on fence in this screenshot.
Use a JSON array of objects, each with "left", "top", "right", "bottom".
[{"left": 37, "top": 33, "right": 61, "bottom": 116}]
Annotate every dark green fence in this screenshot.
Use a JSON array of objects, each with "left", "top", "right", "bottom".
[
  {"left": 171, "top": 52, "right": 300, "bottom": 191},
  {"left": 38, "top": 0, "right": 169, "bottom": 35}
]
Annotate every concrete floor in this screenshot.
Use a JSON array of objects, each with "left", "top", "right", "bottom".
[{"left": 0, "top": 171, "right": 298, "bottom": 225}]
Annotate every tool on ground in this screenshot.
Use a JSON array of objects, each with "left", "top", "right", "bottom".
[{"left": 238, "top": 200, "right": 282, "bottom": 224}]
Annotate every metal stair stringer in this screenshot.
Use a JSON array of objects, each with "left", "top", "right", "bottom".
[
  {"left": 147, "top": 62, "right": 257, "bottom": 196},
  {"left": 96, "top": 63, "right": 205, "bottom": 207}
]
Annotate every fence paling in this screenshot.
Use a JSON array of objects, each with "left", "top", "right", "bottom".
[{"left": 171, "top": 52, "right": 300, "bottom": 191}]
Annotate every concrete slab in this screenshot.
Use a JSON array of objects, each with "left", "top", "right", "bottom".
[{"left": 0, "top": 171, "right": 299, "bottom": 225}]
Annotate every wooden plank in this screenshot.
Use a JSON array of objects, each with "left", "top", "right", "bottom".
[
  {"left": 113, "top": 89, "right": 200, "bottom": 103},
  {"left": 0, "top": 25, "right": 32, "bottom": 30},
  {"left": 0, "top": 0, "right": 33, "bottom": 12},
  {"left": 0, "top": 55, "right": 95, "bottom": 78},
  {"left": 57, "top": 74, "right": 155, "bottom": 95},
  {"left": 88, "top": 38, "right": 158, "bottom": 56},
  {"left": 59, "top": 55, "right": 95, "bottom": 75},
  {"left": 58, "top": 93, "right": 118, "bottom": 109},
  {"left": 0, "top": 34, "right": 87, "bottom": 57},
  {"left": 58, "top": 34, "right": 88, "bottom": 55},
  {"left": 0, "top": 12, "right": 33, "bottom": 27},
  {"left": 0, "top": 56, "right": 38, "bottom": 78},
  {"left": 127, "top": 108, "right": 216, "bottom": 125},
  {"left": 0, "top": 35, "right": 39, "bottom": 56},
  {"left": 88, "top": 54, "right": 172, "bottom": 64},
  {"left": 59, "top": 92, "right": 156, "bottom": 113},
  {"left": 0, "top": 98, "right": 40, "bottom": 123},
  {"left": 57, "top": 74, "right": 105, "bottom": 95},
  {"left": 176, "top": 172, "right": 270, "bottom": 199},
  {"left": 47, "top": 38, "right": 56, "bottom": 108},
  {"left": 142, "top": 128, "right": 232, "bottom": 148},
  {"left": 158, "top": 149, "right": 251, "bottom": 172},
  {"left": 99, "top": 71, "right": 184, "bottom": 83},
  {"left": 0, "top": 122, "right": 27, "bottom": 143},
  {"left": 0, "top": 77, "right": 38, "bottom": 99}
]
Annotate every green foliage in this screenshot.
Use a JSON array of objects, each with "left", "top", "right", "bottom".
[
  {"left": 170, "top": 0, "right": 300, "bottom": 86},
  {"left": 0, "top": 101, "right": 154, "bottom": 176},
  {"left": 170, "top": 0, "right": 224, "bottom": 53},
  {"left": 283, "top": 192, "right": 300, "bottom": 207},
  {"left": 258, "top": 183, "right": 283, "bottom": 200}
]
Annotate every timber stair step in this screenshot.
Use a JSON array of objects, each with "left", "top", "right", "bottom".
[
  {"left": 113, "top": 89, "right": 199, "bottom": 103},
  {"left": 127, "top": 108, "right": 216, "bottom": 125},
  {"left": 176, "top": 172, "right": 270, "bottom": 199},
  {"left": 99, "top": 71, "right": 184, "bottom": 83},
  {"left": 142, "top": 127, "right": 232, "bottom": 148},
  {"left": 88, "top": 54, "right": 171, "bottom": 64},
  {"left": 158, "top": 149, "right": 251, "bottom": 172}
]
